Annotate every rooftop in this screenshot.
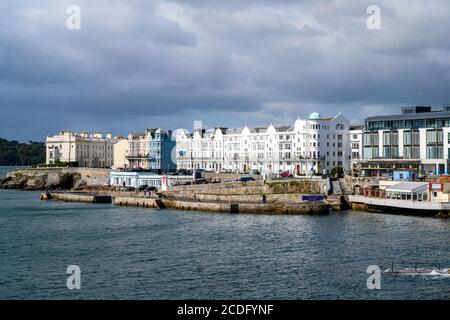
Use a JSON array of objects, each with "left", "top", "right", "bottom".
[
  {"left": 385, "top": 182, "right": 428, "bottom": 193},
  {"left": 366, "top": 105, "right": 450, "bottom": 122}
]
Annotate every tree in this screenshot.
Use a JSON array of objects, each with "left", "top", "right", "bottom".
[
  {"left": 330, "top": 166, "right": 344, "bottom": 177},
  {"left": 0, "top": 138, "right": 45, "bottom": 166}
]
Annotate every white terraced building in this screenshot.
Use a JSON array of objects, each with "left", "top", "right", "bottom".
[{"left": 175, "top": 112, "right": 350, "bottom": 175}]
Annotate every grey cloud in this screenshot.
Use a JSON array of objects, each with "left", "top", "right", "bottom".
[{"left": 1, "top": 0, "right": 450, "bottom": 141}]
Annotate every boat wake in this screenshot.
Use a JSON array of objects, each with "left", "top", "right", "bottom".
[{"left": 383, "top": 268, "right": 450, "bottom": 278}]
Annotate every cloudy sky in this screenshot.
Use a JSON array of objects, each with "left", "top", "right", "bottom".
[{"left": 1, "top": 0, "right": 450, "bottom": 141}]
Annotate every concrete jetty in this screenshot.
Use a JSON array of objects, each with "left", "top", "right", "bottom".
[{"left": 41, "top": 192, "right": 112, "bottom": 204}]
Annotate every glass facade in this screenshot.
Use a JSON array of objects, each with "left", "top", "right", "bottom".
[
  {"left": 367, "top": 117, "right": 450, "bottom": 131},
  {"left": 403, "top": 130, "right": 420, "bottom": 159},
  {"left": 382, "top": 131, "right": 399, "bottom": 158},
  {"left": 362, "top": 132, "right": 379, "bottom": 159},
  {"left": 426, "top": 129, "right": 443, "bottom": 159}
]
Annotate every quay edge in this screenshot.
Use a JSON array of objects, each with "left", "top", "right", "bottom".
[
  {"left": 114, "top": 196, "right": 330, "bottom": 215},
  {"left": 40, "top": 192, "right": 112, "bottom": 204}
]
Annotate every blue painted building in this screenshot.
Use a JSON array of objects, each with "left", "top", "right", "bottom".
[
  {"left": 127, "top": 128, "right": 176, "bottom": 172},
  {"left": 393, "top": 170, "right": 417, "bottom": 181}
]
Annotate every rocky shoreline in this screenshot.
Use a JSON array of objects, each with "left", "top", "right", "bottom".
[{"left": 0, "top": 167, "right": 110, "bottom": 191}]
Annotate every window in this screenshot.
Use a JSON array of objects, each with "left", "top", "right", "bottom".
[
  {"left": 404, "top": 130, "right": 420, "bottom": 159},
  {"left": 426, "top": 129, "right": 443, "bottom": 159}
]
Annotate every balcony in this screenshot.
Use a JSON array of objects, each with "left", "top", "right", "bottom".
[
  {"left": 295, "top": 156, "right": 325, "bottom": 161},
  {"left": 126, "top": 153, "right": 150, "bottom": 160}
]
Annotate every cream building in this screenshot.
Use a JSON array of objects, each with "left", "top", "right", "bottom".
[
  {"left": 175, "top": 112, "right": 350, "bottom": 175},
  {"left": 46, "top": 131, "right": 116, "bottom": 168},
  {"left": 113, "top": 138, "right": 129, "bottom": 169}
]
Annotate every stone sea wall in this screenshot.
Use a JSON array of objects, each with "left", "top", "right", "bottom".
[{"left": 114, "top": 195, "right": 329, "bottom": 215}]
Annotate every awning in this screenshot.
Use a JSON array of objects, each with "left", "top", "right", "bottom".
[{"left": 385, "top": 182, "right": 428, "bottom": 193}]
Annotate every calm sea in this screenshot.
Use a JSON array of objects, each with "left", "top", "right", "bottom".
[{"left": 0, "top": 167, "right": 449, "bottom": 299}]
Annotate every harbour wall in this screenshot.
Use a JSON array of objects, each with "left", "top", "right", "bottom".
[{"left": 113, "top": 196, "right": 329, "bottom": 215}]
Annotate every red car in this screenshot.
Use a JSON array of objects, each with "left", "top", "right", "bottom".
[{"left": 279, "top": 171, "right": 293, "bottom": 178}]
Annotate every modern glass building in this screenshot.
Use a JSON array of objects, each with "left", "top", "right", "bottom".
[{"left": 358, "top": 106, "right": 450, "bottom": 177}]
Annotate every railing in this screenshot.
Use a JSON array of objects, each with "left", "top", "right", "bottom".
[{"left": 126, "top": 154, "right": 150, "bottom": 159}]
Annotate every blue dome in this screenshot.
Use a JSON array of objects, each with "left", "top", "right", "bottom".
[{"left": 309, "top": 112, "right": 321, "bottom": 120}]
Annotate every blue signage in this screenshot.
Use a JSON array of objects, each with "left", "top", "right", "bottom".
[{"left": 302, "top": 195, "right": 325, "bottom": 201}]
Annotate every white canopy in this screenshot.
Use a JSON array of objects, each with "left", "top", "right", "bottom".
[{"left": 385, "top": 182, "right": 428, "bottom": 194}]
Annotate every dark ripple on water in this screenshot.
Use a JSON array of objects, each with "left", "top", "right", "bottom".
[{"left": 0, "top": 188, "right": 449, "bottom": 299}]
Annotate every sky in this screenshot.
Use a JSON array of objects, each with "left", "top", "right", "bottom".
[{"left": 1, "top": 0, "right": 450, "bottom": 141}]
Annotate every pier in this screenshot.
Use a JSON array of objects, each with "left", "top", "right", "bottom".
[{"left": 40, "top": 192, "right": 112, "bottom": 204}]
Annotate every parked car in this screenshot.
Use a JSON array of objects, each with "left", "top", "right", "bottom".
[
  {"left": 146, "top": 186, "right": 157, "bottom": 192},
  {"left": 239, "top": 177, "right": 255, "bottom": 182},
  {"left": 249, "top": 169, "right": 261, "bottom": 175},
  {"left": 138, "top": 185, "right": 149, "bottom": 191},
  {"left": 279, "top": 171, "right": 293, "bottom": 178}
]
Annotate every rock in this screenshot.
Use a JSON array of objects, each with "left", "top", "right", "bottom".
[
  {"left": 40, "top": 192, "right": 52, "bottom": 200},
  {"left": 73, "top": 179, "right": 87, "bottom": 191},
  {"left": 1, "top": 176, "right": 28, "bottom": 189},
  {"left": 0, "top": 176, "right": 11, "bottom": 188},
  {"left": 44, "top": 173, "right": 61, "bottom": 189},
  {"left": 58, "top": 173, "right": 78, "bottom": 189},
  {"left": 23, "top": 174, "right": 48, "bottom": 191}
]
